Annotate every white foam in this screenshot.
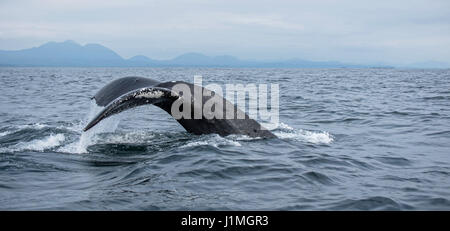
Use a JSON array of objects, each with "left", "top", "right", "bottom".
[
  {"left": 269, "top": 122, "right": 334, "bottom": 144},
  {"left": 226, "top": 134, "right": 262, "bottom": 141},
  {"left": 56, "top": 121, "right": 84, "bottom": 132},
  {"left": 274, "top": 129, "right": 334, "bottom": 144},
  {"left": 17, "top": 123, "right": 48, "bottom": 130},
  {"left": 181, "top": 122, "right": 333, "bottom": 147},
  {"left": 0, "top": 131, "right": 12, "bottom": 137},
  {"left": 276, "top": 122, "right": 294, "bottom": 131},
  {"left": 0, "top": 123, "right": 50, "bottom": 138},
  {"left": 99, "top": 131, "right": 155, "bottom": 144},
  {"left": 181, "top": 134, "right": 242, "bottom": 148},
  {"left": 57, "top": 134, "right": 91, "bottom": 154},
  {"left": 2, "top": 133, "right": 66, "bottom": 152}
]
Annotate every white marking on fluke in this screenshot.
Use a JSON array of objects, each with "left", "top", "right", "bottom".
[{"left": 136, "top": 90, "right": 164, "bottom": 99}]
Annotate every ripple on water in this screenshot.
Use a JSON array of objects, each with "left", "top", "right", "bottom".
[
  {"left": 329, "top": 196, "right": 411, "bottom": 210},
  {"left": 373, "top": 156, "right": 412, "bottom": 166},
  {"left": 1, "top": 68, "right": 450, "bottom": 210},
  {"left": 302, "top": 171, "right": 335, "bottom": 185}
]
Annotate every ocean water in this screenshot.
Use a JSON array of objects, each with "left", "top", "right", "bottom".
[{"left": 0, "top": 67, "right": 449, "bottom": 210}]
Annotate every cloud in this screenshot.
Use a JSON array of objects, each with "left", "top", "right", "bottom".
[
  {"left": 222, "top": 14, "right": 304, "bottom": 30},
  {"left": 0, "top": 0, "right": 449, "bottom": 64}
]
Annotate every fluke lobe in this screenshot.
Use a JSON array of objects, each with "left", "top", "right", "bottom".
[{"left": 83, "top": 77, "right": 276, "bottom": 138}]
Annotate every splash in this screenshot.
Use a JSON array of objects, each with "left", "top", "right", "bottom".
[
  {"left": 56, "top": 121, "right": 84, "bottom": 132},
  {"left": 274, "top": 129, "right": 334, "bottom": 144},
  {"left": 58, "top": 101, "right": 121, "bottom": 154},
  {"left": 180, "top": 122, "right": 333, "bottom": 147},
  {"left": 273, "top": 122, "right": 334, "bottom": 144}
]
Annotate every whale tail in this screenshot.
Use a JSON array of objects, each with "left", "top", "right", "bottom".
[
  {"left": 84, "top": 76, "right": 276, "bottom": 138},
  {"left": 83, "top": 86, "right": 178, "bottom": 132}
]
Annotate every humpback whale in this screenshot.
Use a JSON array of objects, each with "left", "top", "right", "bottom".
[{"left": 83, "top": 77, "right": 276, "bottom": 138}]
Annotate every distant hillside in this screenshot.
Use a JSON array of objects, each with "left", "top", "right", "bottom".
[
  {"left": 0, "top": 40, "right": 125, "bottom": 66},
  {"left": 0, "top": 40, "right": 389, "bottom": 68}
]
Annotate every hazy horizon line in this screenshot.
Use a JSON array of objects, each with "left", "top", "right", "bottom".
[{"left": 1, "top": 39, "right": 449, "bottom": 69}]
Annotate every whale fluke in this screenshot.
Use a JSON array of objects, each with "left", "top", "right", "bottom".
[{"left": 84, "top": 77, "right": 276, "bottom": 138}]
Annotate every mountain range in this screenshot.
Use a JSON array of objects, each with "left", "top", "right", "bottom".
[{"left": 0, "top": 40, "right": 445, "bottom": 68}]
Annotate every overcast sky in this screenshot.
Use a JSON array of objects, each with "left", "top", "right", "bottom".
[{"left": 0, "top": 0, "right": 449, "bottom": 65}]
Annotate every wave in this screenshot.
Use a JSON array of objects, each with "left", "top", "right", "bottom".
[
  {"left": 0, "top": 133, "right": 65, "bottom": 152},
  {"left": 1, "top": 102, "right": 332, "bottom": 155},
  {"left": 180, "top": 134, "right": 242, "bottom": 148},
  {"left": 329, "top": 196, "right": 410, "bottom": 210},
  {"left": 17, "top": 123, "right": 48, "bottom": 130},
  {"left": 0, "top": 131, "right": 12, "bottom": 137},
  {"left": 272, "top": 122, "right": 334, "bottom": 144},
  {"left": 1, "top": 121, "right": 333, "bottom": 154},
  {"left": 0, "top": 121, "right": 81, "bottom": 136}
]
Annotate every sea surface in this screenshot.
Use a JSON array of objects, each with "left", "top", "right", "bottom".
[{"left": 0, "top": 67, "right": 449, "bottom": 210}]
